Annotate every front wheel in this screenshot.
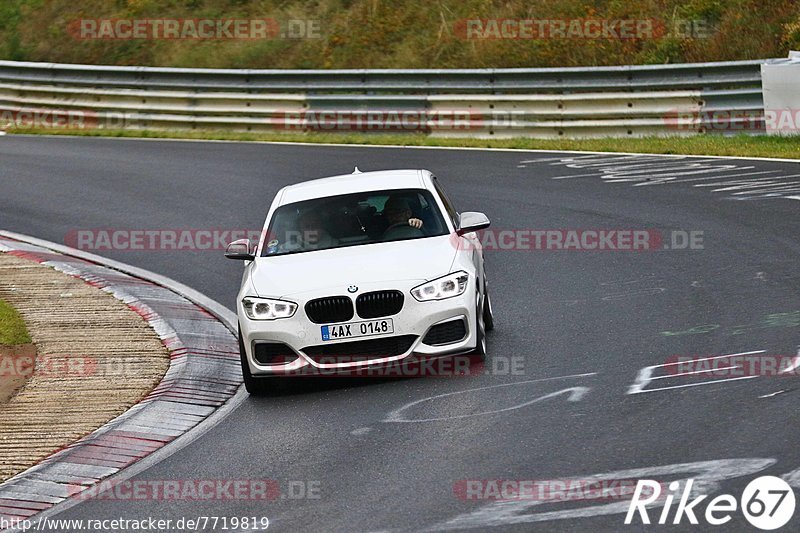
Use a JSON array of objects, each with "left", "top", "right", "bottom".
[
  {"left": 483, "top": 275, "right": 495, "bottom": 332},
  {"left": 239, "top": 327, "right": 266, "bottom": 395},
  {"left": 472, "top": 292, "right": 487, "bottom": 361}
]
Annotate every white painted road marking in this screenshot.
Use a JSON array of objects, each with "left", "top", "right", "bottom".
[
  {"left": 627, "top": 350, "right": 765, "bottom": 395},
  {"left": 520, "top": 154, "right": 800, "bottom": 200},
  {"left": 779, "top": 346, "right": 800, "bottom": 375},
  {"left": 383, "top": 373, "right": 595, "bottom": 423},
  {"left": 427, "top": 458, "right": 776, "bottom": 530}
]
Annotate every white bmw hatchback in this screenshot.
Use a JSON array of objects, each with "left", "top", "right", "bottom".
[{"left": 226, "top": 168, "right": 494, "bottom": 393}]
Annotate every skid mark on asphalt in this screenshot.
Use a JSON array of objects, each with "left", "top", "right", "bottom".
[
  {"left": 518, "top": 154, "right": 800, "bottom": 200},
  {"left": 600, "top": 276, "right": 665, "bottom": 287},
  {"left": 660, "top": 309, "right": 800, "bottom": 338},
  {"left": 601, "top": 287, "right": 666, "bottom": 300},
  {"left": 533, "top": 280, "right": 668, "bottom": 307},
  {"left": 549, "top": 276, "right": 668, "bottom": 305}
]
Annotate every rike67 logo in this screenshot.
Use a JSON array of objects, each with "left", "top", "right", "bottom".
[{"left": 626, "top": 476, "right": 795, "bottom": 530}]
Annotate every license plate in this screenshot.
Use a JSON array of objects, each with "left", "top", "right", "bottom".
[{"left": 321, "top": 319, "right": 394, "bottom": 341}]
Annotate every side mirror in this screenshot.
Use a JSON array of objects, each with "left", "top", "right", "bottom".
[
  {"left": 225, "top": 239, "right": 255, "bottom": 260},
  {"left": 456, "top": 211, "right": 491, "bottom": 236}
]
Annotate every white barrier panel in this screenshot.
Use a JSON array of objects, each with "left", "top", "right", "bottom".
[{"left": 761, "top": 51, "right": 800, "bottom": 135}]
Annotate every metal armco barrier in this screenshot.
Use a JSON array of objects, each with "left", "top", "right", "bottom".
[{"left": 0, "top": 55, "right": 796, "bottom": 138}]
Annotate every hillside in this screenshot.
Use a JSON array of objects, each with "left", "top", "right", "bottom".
[{"left": 1, "top": 0, "right": 798, "bottom": 68}]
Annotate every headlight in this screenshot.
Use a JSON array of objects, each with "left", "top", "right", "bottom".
[
  {"left": 242, "top": 297, "right": 297, "bottom": 320},
  {"left": 411, "top": 271, "right": 469, "bottom": 301}
]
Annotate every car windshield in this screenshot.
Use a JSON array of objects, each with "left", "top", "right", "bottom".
[{"left": 261, "top": 188, "right": 448, "bottom": 256}]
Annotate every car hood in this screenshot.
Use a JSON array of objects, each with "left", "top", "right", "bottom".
[{"left": 248, "top": 235, "right": 458, "bottom": 298}]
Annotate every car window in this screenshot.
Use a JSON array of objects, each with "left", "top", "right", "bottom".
[
  {"left": 261, "top": 188, "right": 448, "bottom": 256},
  {"left": 432, "top": 177, "right": 458, "bottom": 227}
]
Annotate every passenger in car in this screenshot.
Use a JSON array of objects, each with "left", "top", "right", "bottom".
[{"left": 298, "top": 210, "right": 339, "bottom": 250}]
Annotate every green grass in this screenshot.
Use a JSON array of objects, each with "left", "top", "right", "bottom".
[
  {"left": 9, "top": 128, "right": 800, "bottom": 159},
  {"left": 1, "top": 0, "right": 798, "bottom": 69},
  {"left": 0, "top": 298, "right": 31, "bottom": 345}
]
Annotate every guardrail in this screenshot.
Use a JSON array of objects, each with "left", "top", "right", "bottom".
[{"left": 0, "top": 56, "right": 795, "bottom": 138}]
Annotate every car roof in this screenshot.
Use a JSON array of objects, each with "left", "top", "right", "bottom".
[{"left": 277, "top": 169, "right": 430, "bottom": 205}]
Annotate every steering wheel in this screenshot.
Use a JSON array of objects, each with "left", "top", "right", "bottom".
[{"left": 384, "top": 222, "right": 411, "bottom": 233}]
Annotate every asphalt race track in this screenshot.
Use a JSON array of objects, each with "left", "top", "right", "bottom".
[{"left": 2, "top": 135, "right": 800, "bottom": 532}]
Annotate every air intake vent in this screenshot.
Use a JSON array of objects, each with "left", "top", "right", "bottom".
[
  {"left": 303, "top": 335, "right": 417, "bottom": 363},
  {"left": 422, "top": 319, "right": 467, "bottom": 345},
  {"left": 253, "top": 342, "right": 297, "bottom": 365}
]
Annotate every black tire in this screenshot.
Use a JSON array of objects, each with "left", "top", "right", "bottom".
[
  {"left": 472, "top": 292, "right": 487, "bottom": 361},
  {"left": 483, "top": 275, "right": 495, "bottom": 332},
  {"left": 239, "top": 327, "right": 266, "bottom": 395}
]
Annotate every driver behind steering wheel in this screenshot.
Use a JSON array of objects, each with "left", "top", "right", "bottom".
[{"left": 381, "top": 196, "right": 424, "bottom": 240}]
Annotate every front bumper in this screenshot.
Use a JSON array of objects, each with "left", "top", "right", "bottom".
[{"left": 239, "top": 279, "right": 478, "bottom": 376}]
